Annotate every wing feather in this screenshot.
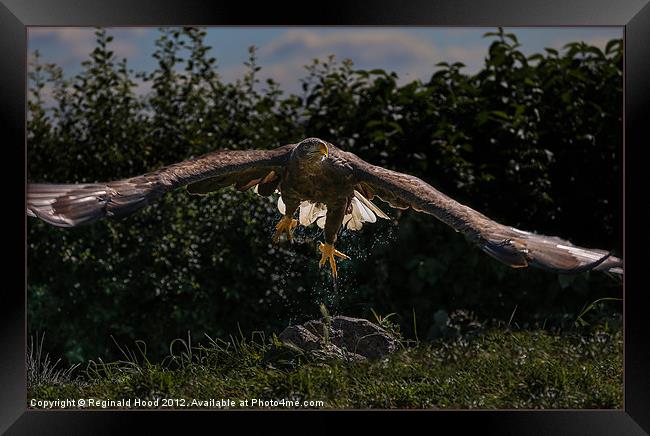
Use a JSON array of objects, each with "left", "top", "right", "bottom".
[
  {"left": 27, "top": 145, "right": 295, "bottom": 228},
  {"left": 333, "top": 146, "right": 622, "bottom": 275}
]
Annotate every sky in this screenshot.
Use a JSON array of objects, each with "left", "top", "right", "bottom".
[{"left": 28, "top": 27, "right": 622, "bottom": 96}]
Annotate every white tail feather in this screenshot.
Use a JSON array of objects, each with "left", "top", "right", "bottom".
[
  {"left": 277, "top": 196, "right": 286, "bottom": 214},
  {"left": 353, "top": 190, "right": 390, "bottom": 219},
  {"left": 276, "top": 190, "right": 389, "bottom": 232},
  {"left": 299, "top": 201, "right": 326, "bottom": 226}
]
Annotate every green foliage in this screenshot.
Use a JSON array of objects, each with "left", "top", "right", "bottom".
[{"left": 27, "top": 27, "right": 622, "bottom": 363}]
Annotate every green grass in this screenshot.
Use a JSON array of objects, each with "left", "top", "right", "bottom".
[{"left": 28, "top": 326, "right": 622, "bottom": 409}]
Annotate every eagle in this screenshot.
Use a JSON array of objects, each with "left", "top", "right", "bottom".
[{"left": 27, "top": 137, "right": 623, "bottom": 278}]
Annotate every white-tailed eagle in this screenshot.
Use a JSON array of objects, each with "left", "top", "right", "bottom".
[{"left": 27, "top": 137, "right": 623, "bottom": 278}]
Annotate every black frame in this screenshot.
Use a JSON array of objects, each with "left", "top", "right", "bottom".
[{"left": 2, "top": 0, "right": 648, "bottom": 433}]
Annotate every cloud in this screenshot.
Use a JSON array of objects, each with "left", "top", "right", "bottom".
[
  {"left": 245, "top": 30, "right": 444, "bottom": 93},
  {"left": 238, "top": 30, "right": 499, "bottom": 92},
  {"left": 261, "top": 29, "right": 441, "bottom": 66},
  {"left": 444, "top": 45, "right": 488, "bottom": 72},
  {"left": 548, "top": 34, "right": 621, "bottom": 53},
  {"left": 578, "top": 35, "right": 619, "bottom": 49},
  {"left": 28, "top": 27, "right": 144, "bottom": 67}
]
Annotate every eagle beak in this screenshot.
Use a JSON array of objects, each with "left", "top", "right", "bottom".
[{"left": 318, "top": 143, "right": 329, "bottom": 158}]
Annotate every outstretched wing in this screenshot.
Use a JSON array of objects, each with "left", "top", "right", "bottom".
[
  {"left": 333, "top": 146, "right": 622, "bottom": 275},
  {"left": 27, "top": 144, "right": 295, "bottom": 228}
]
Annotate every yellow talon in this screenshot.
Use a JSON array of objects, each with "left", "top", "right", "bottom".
[
  {"left": 318, "top": 242, "right": 350, "bottom": 279},
  {"left": 273, "top": 215, "right": 298, "bottom": 243}
]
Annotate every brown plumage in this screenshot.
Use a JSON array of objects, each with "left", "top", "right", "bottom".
[{"left": 27, "top": 137, "right": 623, "bottom": 276}]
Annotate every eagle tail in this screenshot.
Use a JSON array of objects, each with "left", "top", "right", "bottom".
[{"left": 276, "top": 191, "right": 388, "bottom": 232}]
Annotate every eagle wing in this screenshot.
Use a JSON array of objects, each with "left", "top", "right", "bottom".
[
  {"left": 27, "top": 144, "right": 295, "bottom": 227},
  {"left": 334, "top": 146, "right": 622, "bottom": 275}
]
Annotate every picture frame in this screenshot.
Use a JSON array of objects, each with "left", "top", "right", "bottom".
[{"left": 3, "top": 0, "right": 648, "bottom": 433}]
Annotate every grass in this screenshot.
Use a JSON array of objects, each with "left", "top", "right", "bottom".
[
  {"left": 27, "top": 333, "right": 82, "bottom": 388},
  {"left": 28, "top": 325, "right": 623, "bottom": 409}
]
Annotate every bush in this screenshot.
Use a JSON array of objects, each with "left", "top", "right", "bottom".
[{"left": 27, "top": 28, "right": 622, "bottom": 363}]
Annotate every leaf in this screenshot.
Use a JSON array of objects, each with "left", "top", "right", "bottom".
[
  {"left": 490, "top": 110, "right": 510, "bottom": 120},
  {"left": 504, "top": 32, "right": 519, "bottom": 44},
  {"left": 605, "top": 39, "right": 621, "bottom": 55},
  {"left": 365, "top": 120, "right": 383, "bottom": 128}
]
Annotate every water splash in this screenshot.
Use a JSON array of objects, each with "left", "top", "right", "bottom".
[{"left": 259, "top": 199, "right": 402, "bottom": 321}]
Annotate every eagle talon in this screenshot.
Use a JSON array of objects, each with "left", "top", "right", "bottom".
[
  {"left": 273, "top": 215, "right": 298, "bottom": 243},
  {"left": 318, "top": 242, "right": 350, "bottom": 279}
]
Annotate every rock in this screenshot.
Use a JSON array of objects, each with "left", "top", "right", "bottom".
[
  {"left": 302, "top": 319, "right": 325, "bottom": 337},
  {"left": 278, "top": 325, "right": 321, "bottom": 352},
  {"left": 309, "top": 343, "right": 366, "bottom": 363},
  {"left": 277, "top": 315, "right": 399, "bottom": 362},
  {"left": 329, "top": 316, "right": 398, "bottom": 359}
]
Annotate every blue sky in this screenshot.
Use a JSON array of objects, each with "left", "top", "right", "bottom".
[{"left": 28, "top": 27, "right": 622, "bottom": 95}]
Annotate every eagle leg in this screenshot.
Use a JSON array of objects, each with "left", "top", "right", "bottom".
[
  {"left": 272, "top": 215, "right": 298, "bottom": 243},
  {"left": 317, "top": 202, "right": 350, "bottom": 278},
  {"left": 318, "top": 242, "right": 350, "bottom": 279}
]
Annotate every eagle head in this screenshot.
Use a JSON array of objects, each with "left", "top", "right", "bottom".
[{"left": 294, "top": 137, "right": 329, "bottom": 162}]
